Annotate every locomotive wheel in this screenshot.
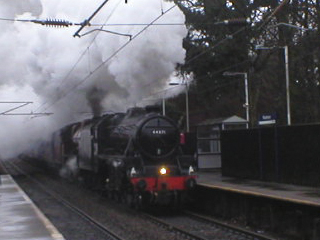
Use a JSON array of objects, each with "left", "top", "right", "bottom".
[
  {"left": 133, "top": 192, "right": 151, "bottom": 210},
  {"left": 104, "top": 190, "right": 112, "bottom": 200},
  {"left": 109, "top": 190, "right": 116, "bottom": 200},
  {"left": 116, "top": 191, "right": 123, "bottom": 203},
  {"left": 134, "top": 193, "right": 143, "bottom": 210},
  {"left": 61, "top": 167, "right": 74, "bottom": 182},
  {"left": 108, "top": 190, "right": 122, "bottom": 202},
  {"left": 125, "top": 192, "right": 134, "bottom": 208},
  {"left": 77, "top": 170, "right": 91, "bottom": 188},
  {"left": 173, "top": 191, "right": 181, "bottom": 210}
]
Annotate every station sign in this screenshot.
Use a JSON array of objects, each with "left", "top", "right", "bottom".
[{"left": 259, "top": 113, "right": 277, "bottom": 125}]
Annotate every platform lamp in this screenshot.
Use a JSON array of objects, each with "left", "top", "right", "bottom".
[{"left": 223, "top": 72, "right": 249, "bottom": 125}]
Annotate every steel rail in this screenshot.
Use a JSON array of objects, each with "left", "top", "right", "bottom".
[
  {"left": 140, "top": 212, "right": 207, "bottom": 240},
  {"left": 1, "top": 160, "right": 124, "bottom": 240},
  {"left": 183, "top": 210, "right": 277, "bottom": 240}
]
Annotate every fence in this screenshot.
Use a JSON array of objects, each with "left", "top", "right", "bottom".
[{"left": 221, "top": 124, "right": 320, "bottom": 186}]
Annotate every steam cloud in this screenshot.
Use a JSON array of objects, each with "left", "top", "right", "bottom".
[{"left": 0, "top": 0, "right": 187, "bottom": 158}]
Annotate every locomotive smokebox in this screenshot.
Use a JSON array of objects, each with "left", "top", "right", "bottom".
[{"left": 135, "top": 115, "right": 180, "bottom": 159}]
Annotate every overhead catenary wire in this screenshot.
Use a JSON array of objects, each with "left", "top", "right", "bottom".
[
  {"left": 135, "top": 1, "right": 294, "bottom": 114},
  {"left": 5, "top": 1, "right": 288, "bottom": 116},
  {"left": 39, "top": 5, "right": 177, "bottom": 113},
  {"left": 0, "top": 17, "right": 73, "bottom": 27},
  {"left": 34, "top": 0, "right": 123, "bottom": 113},
  {"left": 140, "top": 1, "right": 292, "bottom": 102},
  {"left": 80, "top": 28, "right": 132, "bottom": 39},
  {"left": 257, "top": 0, "right": 290, "bottom": 30},
  {"left": 0, "top": 17, "right": 234, "bottom": 27},
  {"left": 73, "top": 0, "right": 111, "bottom": 37},
  {"left": 183, "top": 1, "right": 289, "bottom": 66},
  {"left": 0, "top": 102, "right": 52, "bottom": 116}
]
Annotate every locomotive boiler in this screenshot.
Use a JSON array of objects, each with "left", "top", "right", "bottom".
[{"left": 48, "top": 106, "right": 197, "bottom": 208}]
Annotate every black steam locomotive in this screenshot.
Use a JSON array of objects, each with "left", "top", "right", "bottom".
[{"left": 35, "top": 106, "right": 197, "bottom": 208}]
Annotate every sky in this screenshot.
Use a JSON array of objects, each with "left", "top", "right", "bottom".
[{"left": 0, "top": 0, "right": 187, "bottom": 158}]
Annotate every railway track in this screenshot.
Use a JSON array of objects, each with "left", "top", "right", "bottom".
[
  {"left": 1, "top": 158, "right": 278, "bottom": 240},
  {"left": 3, "top": 159, "right": 205, "bottom": 240},
  {"left": 183, "top": 211, "right": 277, "bottom": 240},
  {"left": 141, "top": 212, "right": 206, "bottom": 240},
  {"left": 142, "top": 210, "right": 277, "bottom": 240},
  {"left": 1, "top": 158, "right": 213, "bottom": 240},
  {"left": 1, "top": 159, "right": 124, "bottom": 240}
]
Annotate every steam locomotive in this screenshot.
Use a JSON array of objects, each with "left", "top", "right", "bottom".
[{"left": 34, "top": 106, "right": 197, "bottom": 208}]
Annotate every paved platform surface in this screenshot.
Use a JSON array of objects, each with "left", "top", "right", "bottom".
[
  {"left": 0, "top": 175, "right": 64, "bottom": 240},
  {"left": 197, "top": 171, "right": 320, "bottom": 207}
]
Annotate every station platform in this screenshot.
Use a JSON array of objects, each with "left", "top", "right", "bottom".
[
  {"left": 197, "top": 170, "right": 320, "bottom": 207},
  {"left": 0, "top": 175, "right": 65, "bottom": 240}
]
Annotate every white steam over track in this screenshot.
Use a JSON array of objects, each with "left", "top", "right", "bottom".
[{"left": 0, "top": 0, "right": 187, "bottom": 158}]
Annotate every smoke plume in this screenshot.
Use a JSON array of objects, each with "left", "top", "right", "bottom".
[{"left": 0, "top": 0, "right": 187, "bottom": 158}]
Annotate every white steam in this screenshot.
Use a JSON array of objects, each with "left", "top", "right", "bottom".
[
  {"left": 0, "top": 0, "right": 187, "bottom": 158},
  {"left": 59, "top": 156, "right": 79, "bottom": 179}
]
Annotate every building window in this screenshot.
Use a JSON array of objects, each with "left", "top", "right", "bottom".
[
  {"left": 198, "top": 139, "right": 220, "bottom": 153},
  {"left": 197, "top": 125, "right": 220, "bottom": 139},
  {"left": 197, "top": 125, "right": 221, "bottom": 154}
]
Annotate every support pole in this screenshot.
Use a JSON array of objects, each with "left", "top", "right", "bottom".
[{"left": 284, "top": 45, "right": 291, "bottom": 125}]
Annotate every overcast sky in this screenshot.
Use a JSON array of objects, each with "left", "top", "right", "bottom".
[{"left": 0, "top": 0, "right": 187, "bottom": 158}]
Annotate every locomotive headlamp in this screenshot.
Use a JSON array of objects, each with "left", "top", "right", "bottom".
[{"left": 159, "top": 167, "right": 167, "bottom": 175}]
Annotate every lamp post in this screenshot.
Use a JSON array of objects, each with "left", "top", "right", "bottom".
[
  {"left": 223, "top": 72, "right": 249, "bottom": 124},
  {"left": 169, "top": 81, "right": 189, "bottom": 132},
  {"left": 255, "top": 22, "right": 313, "bottom": 125},
  {"left": 256, "top": 45, "right": 291, "bottom": 125}
]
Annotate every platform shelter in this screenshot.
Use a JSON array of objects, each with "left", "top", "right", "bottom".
[{"left": 196, "top": 115, "right": 247, "bottom": 169}]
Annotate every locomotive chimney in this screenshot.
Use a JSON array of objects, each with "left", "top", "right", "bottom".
[
  {"left": 86, "top": 87, "right": 106, "bottom": 118},
  {"left": 145, "top": 105, "right": 161, "bottom": 114}
]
